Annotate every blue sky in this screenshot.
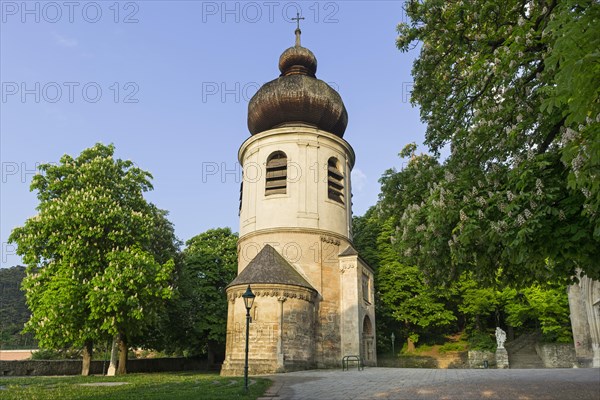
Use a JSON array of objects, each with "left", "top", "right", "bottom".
[{"left": 1, "top": 0, "right": 426, "bottom": 268}]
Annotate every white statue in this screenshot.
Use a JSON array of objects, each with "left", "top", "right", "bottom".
[{"left": 495, "top": 327, "right": 507, "bottom": 349}]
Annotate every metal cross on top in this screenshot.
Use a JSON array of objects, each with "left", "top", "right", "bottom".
[
  {"left": 292, "top": 12, "right": 305, "bottom": 46},
  {"left": 292, "top": 12, "right": 305, "bottom": 31}
]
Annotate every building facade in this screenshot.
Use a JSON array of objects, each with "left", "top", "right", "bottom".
[
  {"left": 221, "top": 28, "right": 376, "bottom": 375},
  {"left": 568, "top": 275, "right": 600, "bottom": 368}
]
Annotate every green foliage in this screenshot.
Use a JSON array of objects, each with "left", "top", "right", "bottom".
[
  {"left": 377, "top": 219, "right": 456, "bottom": 343},
  {"left": 543, "top": 0, "right": 600, "bottom": 237},
  {"left": 466, "top": 331, "right": 496, "bottom": 352},
  {"left": 352, "top": 210, "right": 405, "bottom": 355},
  {"left": 394, "top": 0, "right": 600, "bottom": 285},
  {"left": 378, "top": 144, "right": 444, "bottom": 227},
  {"left": 87, "top": 248, "right": 174, "bottom": 338},
  {"left": 439, "top": 341, "right": 468, "bottom": 353},
  {"left": 183, "top": 228, "right": 238, "bottom": 344},
  {"left": 355, "top": 205, "right": 573, "bottom": 347},
  {"left": 399, "top": 143, "right": 418, "bottom": 159},
  {"left": 30, "top": 348, "right": 81, "bottom": 360},
  {"left": 30, "top": 348, "right": 60, "bottom": 360},
  {"left": 355, "top": 2, "right": 592, "bottom": 347},
  {"left": 452, "top": 274, "right": 500, "bottom": 331},
  {"left": 160, "top": 228, "right": 238, "bottom": 357},
  {"left": 408, "top": 333, "right": 420, "bottom": 345},
  {"left": 378, "top": 260, "right": 456, "bottom": 338},
  {"left": 504, "top": 284, "right": 572, "bottom": 343},
  {"left": 352, "top": 207, "right": 383, "bottom": 269},
  {"left": 8, "top": 143, "right": 177, "bottom": 359},
  {"left": 130, "top": 207, "right": 182, "bottom": 352},
  {"left": 0, "top": 373, "right": 271, "bottom": 400},
  {"left": 410, "top": 343, "right": 432, "bottom": 354},
  {"left": 0, "top": 266, "right": 36, "bottom": 349}
]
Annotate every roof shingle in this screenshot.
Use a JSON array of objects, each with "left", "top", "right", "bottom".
[{"left": 227, "top": 245, "right": 316, "bottom": 291}]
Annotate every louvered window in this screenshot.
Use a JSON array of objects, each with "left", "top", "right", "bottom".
[
  {"left": 327, "top": 157, "right": 344, "bottom": 204},
  {"left": 265, "top": 151, "right": 287, "bottom": 195}
]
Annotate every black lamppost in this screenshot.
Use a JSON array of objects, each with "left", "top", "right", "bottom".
[{"left": 242, "top": 285, "right": 255, "bottom": 392}]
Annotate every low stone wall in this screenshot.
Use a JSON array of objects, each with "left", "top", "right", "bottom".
[
  {"left": 376, "top": 352, "right": 468, "bottom": 369},
  {"left": 395, "top": 355, "right": 438, "bottom": 368},
  {"left": 438, "top": 352, "right": 469, "bottom": 369},
  {"left": 535, "top": 343, "right": 577, "bottom": 368},
  {"left": 468, "top": 351, "right": 496, "bottom": 369},
  {"left": 1, "top": 360, "right": 93, "bottom": 376},
  {"left": 378, "top": 355, "right": 437, "bottom": 368},
  {"left": 0, "top": 357, "right": 208, "bottom": 376}
]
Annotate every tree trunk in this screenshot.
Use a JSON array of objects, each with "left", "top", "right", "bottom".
[
  {"left": 406, "top": 337, "right": 416, "bottom": 353},
  {"left": 81, "top": 340, "right": 93, "bottom": 376},
  {"left": 107, "top": 336, "right": 119, "bottom": 376},
  {"left": 117, "top": 333, "right": 128, "bottom": 375}
]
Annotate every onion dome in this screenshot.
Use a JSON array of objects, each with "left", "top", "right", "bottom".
[
  {"left": 247, "top": 26, "right": 348, "bottom": 137},
  {"left": 278, "top": 46, "right": 317, "bottom": 77}
]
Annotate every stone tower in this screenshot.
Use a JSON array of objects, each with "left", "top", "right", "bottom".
[{"left": 220, "top": 26, "right": 376, "bottom": 375}]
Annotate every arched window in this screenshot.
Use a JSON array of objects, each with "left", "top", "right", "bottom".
[
  {"left": 265, "top": 151, "right": 287, "bottom": 195},
  {"left": 363, "top": 315, "right": 373, "bottom": 336},
  {"left": 327, "top": 157, "right": 344, "bottom": 204}
]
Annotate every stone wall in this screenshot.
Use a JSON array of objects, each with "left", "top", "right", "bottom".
[
  {"left": 233, "top": 231, "right": 351, "bottom": 371},
  {"left": 0, "top": 358, "right": 208, "bottom": 376},
  {"left": 378, "top": 352, "right": 468, "bottom": 369},
  {"left": 535, "top": 343, "right": 577, "bottom": 368},
  {"left": 377, "top": 355, "right": 437, "bottom": 368},
  {"left": 568, "top": 276, "right": 600, "bottom": 368},
  {"left": 468, "top": 351, "right": 496, "bottom": 369},
  {"left": 282, "top": 298, "right": 316, "bottom": 370},
  {"left": 221, "top": 283, "right": 318, "bottom": 375},
  {"left": 316, "top": 258, "right": 343, "bottom": 368},
  {"left": 439, "top": 352, "right": 469, "bottom": 369}
]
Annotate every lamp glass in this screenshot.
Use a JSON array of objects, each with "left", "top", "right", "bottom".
[{"left": 242, "top": 285, "right": 255, "bottom": 310}]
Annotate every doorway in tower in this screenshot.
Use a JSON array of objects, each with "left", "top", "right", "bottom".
[{"left": 362, "top": 315, "right": 374, "bottom": 363}]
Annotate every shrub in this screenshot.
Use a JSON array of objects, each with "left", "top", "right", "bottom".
[
  {"left": 439, "top": 341, "right": 468, "bottom": 353},
  {"left": 414, "top": 344, "right": 433, "bottom": 354},
  {"left": 466, "top": 331, "right": 496, "bottom": 352},
  {"left": 31, "top": 348, "right": 81, "bottom": 360}
]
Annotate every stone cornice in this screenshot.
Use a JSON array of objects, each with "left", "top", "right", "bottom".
[
  {"left": 238, "top": 227, "right": 351, "bottom": 245},
  {"left": 226, "top": 283, "right": 317, "bottom": 304}
]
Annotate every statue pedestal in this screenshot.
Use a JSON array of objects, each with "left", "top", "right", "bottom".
[{"left": 495, "top": 348, "right": 509, "bottom": 369}]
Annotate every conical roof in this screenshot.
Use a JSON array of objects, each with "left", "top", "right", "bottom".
[
  {"left": 339, "top": 245, "right": 358, "bottom": 257},
  {"left": 227, "top": 245, "right": 315, "bottom": 291}
]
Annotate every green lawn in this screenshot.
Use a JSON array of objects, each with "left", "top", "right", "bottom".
[{"left": 0, "top": 372, "right": 271, "bottom": 400}]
